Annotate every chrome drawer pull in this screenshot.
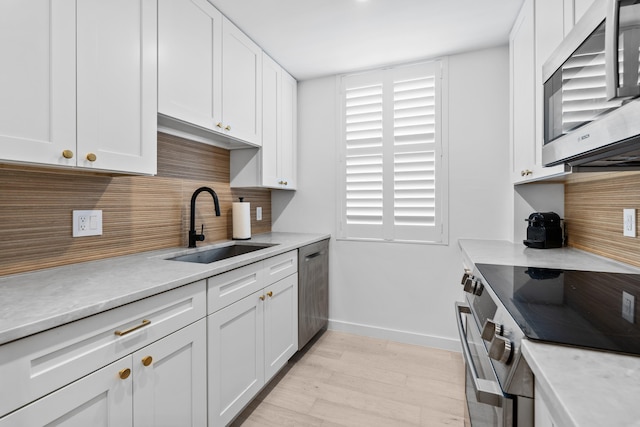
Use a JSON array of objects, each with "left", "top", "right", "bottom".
[{"left": 114, "top": 319, "right": 151, "bottom": 336}]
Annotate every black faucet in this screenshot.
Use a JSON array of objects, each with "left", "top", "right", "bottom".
[{"left": 189, "top": 186, "right": 221, "bottom": 248}]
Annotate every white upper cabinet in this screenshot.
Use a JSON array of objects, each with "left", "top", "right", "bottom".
[
  {"left": 158, "top": 2, "right": 263, "bottom": 147},
  {"left": 532, "top": 0, "right": 566, "bottom": 180},
  {"left": 261, "top": 54, "right": 281, "bottom": 186},
  {"left": 261, "top": 54, "right": 297, "bottom": 189},
  {"left": 221, "top": 17, "right": 263, "bottom": 146},
  {"left": 510, "top": 0, "right": 566, "bottom": 184},
  {"left": 230, "top": 53, "right": 297, "bottom": 190},
  {"left": 158, "top": 0, "right": 222, "bottom": 131},
  {"left": 0, "top": 0, "right": 157, "bottom": 175},
  {"left": 510, "top": 0, "right": 536, "bottom": 183},
  {"left": 76, "top": 0, "right": 157, "bottom": 175},
  {"left": 0, "top": 0, "right": 76, "bottom": 167},
  {"left": 280, "top": 69, "right": 298, "bottom": 189}
]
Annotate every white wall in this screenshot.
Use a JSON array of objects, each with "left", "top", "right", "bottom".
[{"left": 273, "top": 46, "right": 512, "bottom": 350}]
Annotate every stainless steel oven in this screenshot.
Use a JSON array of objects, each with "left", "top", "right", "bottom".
[{"left": 455, "top": 271, "right": 534, "bottom": 427}]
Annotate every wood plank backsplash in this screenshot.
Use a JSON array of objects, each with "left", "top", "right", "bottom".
[
  {"left": 0, "top": 132, "right": 271, "bottom": 276},
  {"left": 564, "top": 172, "right": 640, "bottom": 267}
]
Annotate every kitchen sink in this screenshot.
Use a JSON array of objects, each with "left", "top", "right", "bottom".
[{"left": 166, "top": 242, "right": 277, "bottom": 264}]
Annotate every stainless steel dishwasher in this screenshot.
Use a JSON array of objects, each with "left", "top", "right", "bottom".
[{"left": 298, "top": 239, "right": 329, "bottom": 350}]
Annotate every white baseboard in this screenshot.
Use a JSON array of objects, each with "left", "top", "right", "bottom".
[{"left": 327, "top": 319, "right": 461, "bottom": 352}]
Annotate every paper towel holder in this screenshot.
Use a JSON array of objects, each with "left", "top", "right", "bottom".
[{"left": 232, "top": 197, "right": 251, "bottom": 240}]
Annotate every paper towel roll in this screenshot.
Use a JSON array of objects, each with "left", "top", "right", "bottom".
[{"left": 232, "top": 198, "right": 251, "bottom": 240}]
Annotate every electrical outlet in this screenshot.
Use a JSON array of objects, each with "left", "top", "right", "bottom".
[
  {"left": 622, "top": 291, "right": 635, "bottom": 323},
  {"left": 623, "top": 209, "right": 636, "bottom": 237},
  {"left": 256, "top": 207, "right": 262, "bottom": 221},
  {"left": 73, "top": 210, "right": 103, "bottom": 237}
]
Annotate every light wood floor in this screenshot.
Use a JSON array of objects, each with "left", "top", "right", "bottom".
[{"left": 231, "top": 330, "right": 467, "bottom": 427}]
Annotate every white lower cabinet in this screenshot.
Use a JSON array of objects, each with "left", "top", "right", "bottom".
[
  {"left": 0, "top": 281, "right": 207, "bottom": 426},
  {"left": 209, "top": 288, "right": 265, "bottom": 426},
  {"left": 0, "top": 358, "right": 133, "bottom": 427},
  {"left": 534, "top": 379, "right": 558, "bottom": 427},
  {"left": 0, "top": 252, "right": 301, "bottom": 427},
  {"left": 208, "top": 252, "right": 298, "bottom": 426},
  {"left": 0, "top": 319, "right": 206, "bottom": 427},
  {"left": 133, "top": 319, "right": 207, "bottom": 427},
  {"left": 264, "top": 274, "right": 298, "bottom": 380}
]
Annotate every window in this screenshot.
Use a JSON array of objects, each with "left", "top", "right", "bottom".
[{"left": 337, "top": 60, "right": 448, "bottom": 244}]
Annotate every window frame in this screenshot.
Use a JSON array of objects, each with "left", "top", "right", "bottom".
[{"left": 335, "top": 59, "right": 449, "bottom": 245}]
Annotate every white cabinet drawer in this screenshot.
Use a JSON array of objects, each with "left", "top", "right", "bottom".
[
  {"left": 264, "top": 250, "right": 297, "bottom": 285},
  {"left": 207, "top": 261, "right": 265, "bottom": 314},
  {"left": 0, "top": 280, "right": 206, "bottom": 417}
]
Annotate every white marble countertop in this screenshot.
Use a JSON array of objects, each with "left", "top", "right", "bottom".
[
  {"left": 458, "top": 238, "right": 640, "bottom": 273},
  {"left": 0, "top": 232, "right": 330, "bottom": 346},
  {"left": 522, "top": 340, "right": 640, "bottom": 427},
  {"left": 459, "top": 239, "right": 640, "bottom": 427}
]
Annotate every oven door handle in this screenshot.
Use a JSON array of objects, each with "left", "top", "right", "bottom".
[{"left": 455, "top": 302, "right": 504, "bottom": 408}]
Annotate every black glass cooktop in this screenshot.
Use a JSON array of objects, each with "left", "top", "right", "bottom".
[{"left": 476, "top": 263, "right": 640, "bottom": 356}]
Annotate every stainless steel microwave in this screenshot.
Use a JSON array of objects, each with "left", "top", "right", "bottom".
[{"left": 542, "top": 0, "right": 640, "bottom": 169}]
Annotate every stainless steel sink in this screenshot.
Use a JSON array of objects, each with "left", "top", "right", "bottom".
[{"left": 166, "top": 242, "right": 277, "bottom": 264}]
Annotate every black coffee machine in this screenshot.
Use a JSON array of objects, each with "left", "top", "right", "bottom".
[{"left": 524, "top": 212, "right": 563, "bottom": 249}]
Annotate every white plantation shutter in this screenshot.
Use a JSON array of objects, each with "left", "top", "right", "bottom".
[
  {"left": 339, "top": 61, "right": 447, "bottom": 243},
  {"left": 345, "top": 75, "right": 384, "bottom": 235}
]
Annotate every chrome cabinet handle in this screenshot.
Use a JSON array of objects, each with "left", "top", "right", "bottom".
[{"left": 455, "top": 302, "right": 504, "bottom": 408}]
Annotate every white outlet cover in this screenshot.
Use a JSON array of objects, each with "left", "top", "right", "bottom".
[
  {"left": 73, "top": 210, "right": 103, "bottom": 237},
  {"left": 624, "top": 209, "right": 636, "bottom": 237}
]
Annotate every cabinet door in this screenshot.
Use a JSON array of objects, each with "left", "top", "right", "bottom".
[
  {"left": 264, "top": 273, "right": 298, "bottom": 381},
  {"left": 208, "top": 290, "right": 265, "bottom": 426},
  {"left": 535, "top": 0, "right": 565, "bottom": 68},
  {"left": 158, "top": 0, "right": 222, "bottom": 130},
  {"left": 0, "top": 0, "right": 76, "bottom": 167},
  {"left": 262, "top": 54, "right": 282, "bottom": 187},
  {"left": 134, "top": 319, "right": 207, "bottom": 427},
  {"left": 0, "top": 358, "right": 133, "bottom": 427},
  {"left": 280, "top": 70, "right": 298, "bottom": 189},
  {"left": 222, "top": 17, "right": 262, "bottom": 145},
  {"left": 76, "top": 0, "right": 157, "bottom": 174},
  {"left": 534, "top": 379, "right": 556, "bottom": 427},
  {"left": 533, "top": 0, "right": 566, "bottom": 181},
  {"left": 510, "top": 0, "right": 536, "bottom": 182}
]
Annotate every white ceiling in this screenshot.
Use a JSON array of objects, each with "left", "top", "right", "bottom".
[{"left": 208, "top": 0, "right": 525, "bottom": 81}]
